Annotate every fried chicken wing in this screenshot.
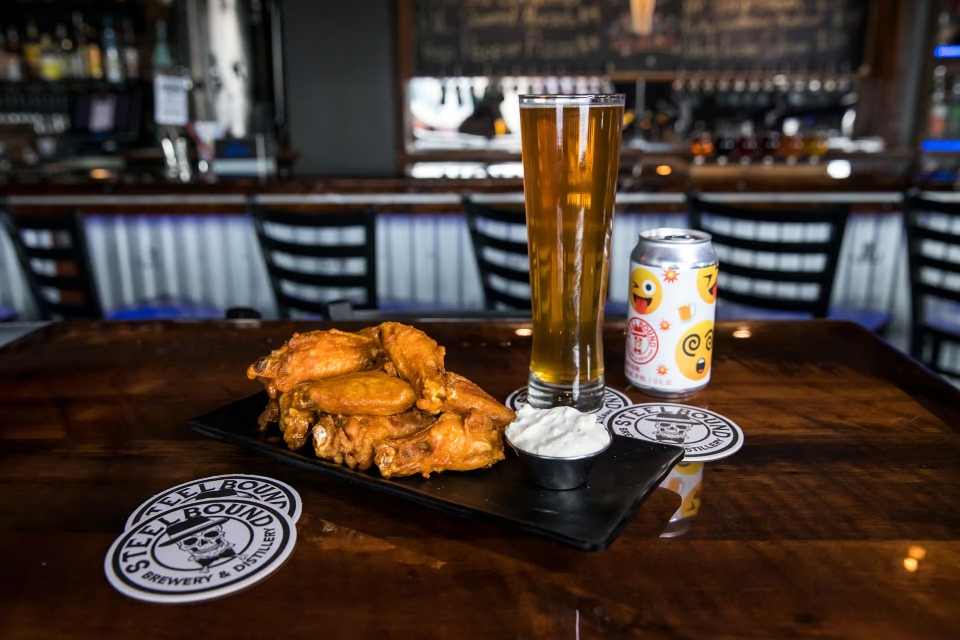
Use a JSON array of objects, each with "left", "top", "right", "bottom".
[
  {"left": 257, "top": 397, "right": 280, "bottom": 431},
  {"left": 379, "top": 322, "right": 447, "bottom": 413},
  {"left": 292, "top": 371, "right": 416, "bottom": 416},
  {"left": 333, "top": 410, "right": 435, "bottom": 470},
  {"left": 358, "top": 324, "right": 399, "bottom": 376},
  {"left": 247, "top": 329, "right": 382, "bottom": 397},
  {"left": 438, "top": 373, "right": 515, "bottom": 430},
  {"left": 278, "top": 392, "right": 318, "bottom": 450},
  {"left": 374, "top": 410, "right": 505, "bottom": 478},
  {"left": 311, "top": 414, "right": 344, "bottom": 464}
]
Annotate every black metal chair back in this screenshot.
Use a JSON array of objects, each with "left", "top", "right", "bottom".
[
  {"left": 249, "top": 204, "right": 378, "bottom": 319},
  {"left": 2, "top": 209, "right": 102, "bottom": 319},
  {"left": 903, "top": 195, "right": 960, "bottom": 378},
  {"left": 688, "top": 194, "right": 849, "bottom": 318},
  {"left": 462, "top": 197, "right": 530, "bottom": 310}
]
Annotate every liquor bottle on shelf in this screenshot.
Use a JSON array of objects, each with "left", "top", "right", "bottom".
[
  {"left": 103, "top": 17, "right": 123, "bottom": 83},
  {"left": 86, "top": 22, "right": 103, "bottom": 80},
  {"left": 714, "top": 126, "right": 736, "bottom": 166},
  {"left": 39, "top": 32, "right": 62, "bottom": 81},
  {"left": 779, "top": 118, "right": 805, "bottom": 165},
  {"left": 152, "top": 20, "right": 173, "bottom": 74},
  {"left": 23, "top": 21, "right": 41, "bottom": 80},
  {"left": 56, "top": 24, "right": 73, "bottom": 79},
  {"left": 121, "top": 18, "right": 139, "bottom": 80},
  {"left": 929, "top": 87, "right": 948, "bottom": 139},
  {"left": 760, "top": 128, "right": 781, "bottom": 166},
  {"left": 652, "top": 111, "right": 674, "bottom": 143},
  {"left": 689, "top": 121, "right": 714, "bottom": 165},
  {"left": 735, "top": 121, "right": 758, "bottom": 165},
  {"left": 70, "top": 13, "right": 88, "bottom": 79},
  {"left": 803, "top": 129, "right": 829, "bottom": 164},
  {"left": 947, "top": 76, "right": 960, "bottom": 139},
  {"left": 6, "top": 25, "right": 24, "bottom": 82},
  {"left": 937, "top": 11, "right": 957, "bottom": 47},
  {"left": 929, "top": 65, "right": 948, "bottom": 139}
]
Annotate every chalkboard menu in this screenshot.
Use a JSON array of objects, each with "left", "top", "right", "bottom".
[{"left": 414, "top": 0, "right": 869, "bottom": 76}]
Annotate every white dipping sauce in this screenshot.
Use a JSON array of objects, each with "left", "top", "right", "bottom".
[{"left": 506, "top": 405, "right": 611, "bottom": 458}]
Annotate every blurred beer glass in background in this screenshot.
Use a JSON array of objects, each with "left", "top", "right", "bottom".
[
  {"left": 519, "top": 94, "right": 625, "bottom": 411},
  {"left": 630, "top": 0, "right": 657, "bottom": 35}
]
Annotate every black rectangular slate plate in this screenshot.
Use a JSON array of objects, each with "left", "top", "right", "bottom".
[{"left": 189, "top": 392, "right": 685, "bottom": 551}]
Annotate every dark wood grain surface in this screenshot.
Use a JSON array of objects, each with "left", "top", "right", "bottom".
[{"left": 1, "top": 320, "right": 958, "bottom": 639}]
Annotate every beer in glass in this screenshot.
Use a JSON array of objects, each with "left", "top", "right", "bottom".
[{"left": 519, "top": 94, "right": 625, "bottom": 412}]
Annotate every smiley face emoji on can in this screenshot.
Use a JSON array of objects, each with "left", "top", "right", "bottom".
[
  {"left": 697, "top": 264, "right": 719, "bottom": 304},
  {"left": 676, "top": 320, "right": 714, "bottom": 380},
  {"left": 630, "top": 267, "right": 662, "bottom": 315}
]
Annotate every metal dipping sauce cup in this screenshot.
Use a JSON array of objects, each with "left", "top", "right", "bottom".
[{"left": 505, "top": 428, "right": 613, "bottom": 491}]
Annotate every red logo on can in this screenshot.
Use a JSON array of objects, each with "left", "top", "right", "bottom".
[{"left": 627, "top": 317, "right": 659, "bottom": 365}]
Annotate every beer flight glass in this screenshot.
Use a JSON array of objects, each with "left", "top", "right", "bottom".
[{"left": 519, "top": 94, "right": 625, "bottom": 412}]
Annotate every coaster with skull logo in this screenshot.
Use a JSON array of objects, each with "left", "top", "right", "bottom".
[
  {"left": 605, "top": 403, "right": 744, "bottom": 462},
  {"left": 105, "top": 499, "right": 296, "bottom": 603}
]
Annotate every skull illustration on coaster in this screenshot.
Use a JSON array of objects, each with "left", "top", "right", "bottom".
[{"left": 158, "top": 515, "right": 236, "bottom": 571}]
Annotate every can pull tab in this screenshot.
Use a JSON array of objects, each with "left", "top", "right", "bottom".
[{"left": 662, "top": 234, "right": 697, "bottom": 241}]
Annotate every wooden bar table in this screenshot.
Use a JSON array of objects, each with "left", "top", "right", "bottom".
[{"left": 1, "top": 320, "right": 959, "bottom": 639}]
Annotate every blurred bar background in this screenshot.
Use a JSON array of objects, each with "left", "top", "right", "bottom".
[{"left": 0, "top": 0, "right": 958, "bottom": 378}]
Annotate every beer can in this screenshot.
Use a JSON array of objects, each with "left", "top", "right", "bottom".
[{"left": 625, "top": 229, "right": 718, "bottom": 398}]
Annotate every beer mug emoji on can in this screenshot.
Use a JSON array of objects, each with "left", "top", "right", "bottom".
[{"left": 625, "top": 229, "right": 718, "bottom": 398}]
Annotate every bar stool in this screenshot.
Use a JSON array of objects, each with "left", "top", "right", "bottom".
[
  {"left": 688, "top": 194, "right": 892, "bottom": 333},
  {"left": 462, "top": 196, "right": 530, "bottom": 310},
  {"left": 2, "top": 209, "right": 221, "bottom": 320},
  {"left": 249, "top": 203, "right": 378, "bottom": 319},
  {"left": 904, "top": 194, "right": 960, "bottom": 379}
]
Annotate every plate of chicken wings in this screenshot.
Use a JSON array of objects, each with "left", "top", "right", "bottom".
[
  {"left": 189, "top": 322, "right": 684, "bottom": 550},
  {"left": 246, "top": 322, "right": 516, "bottom": 478}
]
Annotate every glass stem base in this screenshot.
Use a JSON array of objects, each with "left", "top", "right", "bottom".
[{"left": 526, "top": 373, "right": 605, "bottom": 413}]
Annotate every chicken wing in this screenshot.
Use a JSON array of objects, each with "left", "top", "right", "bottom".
[
  {"left": 374, "top": 410, "right": 504, "bottom": 478},
  {"left": 378, "top": 322, "right": 447, "bottom": 413},
  {"left": 311, "top": 414, "right": 344, "bottom": 464},
  {"left": 437, "top": 373, "right": 515, "bottom": 430},
  {"left": 277, "top": 392, "right": 318, "bottom": 450},
  {"left": 247, "top": 329, "right": 382, "bottom": 397},
  {"left": 334, "top": 410, "right": 435, "bottom": 471},
  {"left": 257, "top": 397, "right": 280, "bottom": 431},
  {"left": 291, "top": 371, "right": 416, "bottom": 416}
]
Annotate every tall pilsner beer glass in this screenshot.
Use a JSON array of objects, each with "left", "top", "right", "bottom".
[{"left": 519, "top": 94, "right": 624, "bottom": 412}]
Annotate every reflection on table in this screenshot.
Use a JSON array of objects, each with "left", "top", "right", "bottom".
[{"left": 659, "top": 461, "right": 704, "bottom": 538}]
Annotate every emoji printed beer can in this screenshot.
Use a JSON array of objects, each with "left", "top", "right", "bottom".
[{"left": 626, "top": 229, "right": 718, "bottom": 398}]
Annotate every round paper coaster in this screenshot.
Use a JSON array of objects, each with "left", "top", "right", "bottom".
[
  {"left": 106, "top": 498, "right": 296, "bottom": 604},
  {"left": 125, "top": 475, "right": 302, "bottom": 530},
  {"left": 605, "top": 403, "right": 744, "bottom": 462},
  {"left": 505, "top": 386, "right": 633, "bottom": 422}
]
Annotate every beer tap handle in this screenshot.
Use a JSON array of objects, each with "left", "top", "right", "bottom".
[
  {"left": 174, "top": 136, "right": 193, "bottom": 183},
  {"left": 160, "top": 134, "right": 178, "bottom": 181}
]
